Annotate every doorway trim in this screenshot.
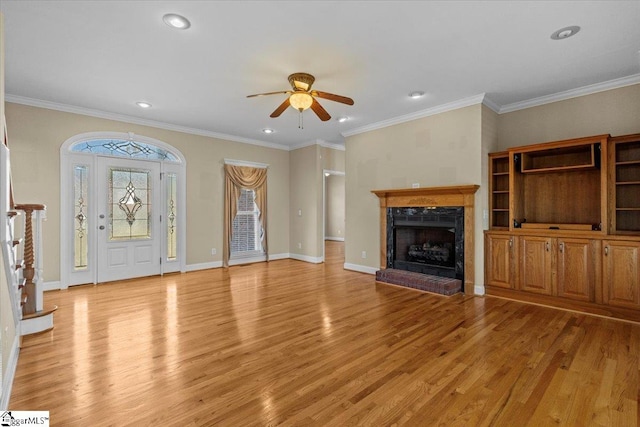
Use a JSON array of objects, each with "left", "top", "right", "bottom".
[
  {"left": 60, "top": 131, "right": 186, "bottom": 289},
  {"left": 322, "top": 169, "right": 345, "bottom": 262}
]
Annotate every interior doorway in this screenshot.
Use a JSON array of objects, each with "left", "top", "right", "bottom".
[{"left": 322, "top": 169, "right": 345, "bottom": 263}]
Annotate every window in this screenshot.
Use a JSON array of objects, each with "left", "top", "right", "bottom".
[{"left": 231, "top": 189, "right": 263, "bottom": 256}]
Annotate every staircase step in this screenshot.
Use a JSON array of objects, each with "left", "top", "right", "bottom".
[
  {"left": 22, "top": 305, "right": 58, "bottom": 320},
  {"left": 21, "top": 305, "right": 57, "bottom": 336}
]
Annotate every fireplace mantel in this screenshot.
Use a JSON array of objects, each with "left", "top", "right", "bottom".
[{"left": 372, "top": 185, "right": 479, "bottom": 295}]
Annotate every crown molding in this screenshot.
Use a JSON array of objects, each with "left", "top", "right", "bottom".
[
  {"left": 341, "top": 93, "right": 487, "bottom": 138},
  {"left": 5, "top": 94, "right": 291, "bottom": 151},
  {"left": 289, "top": 139, "right": 346, "bottom": 152},
  {"left": 499, "top": 74, "right": 640, "bottom": 114}
]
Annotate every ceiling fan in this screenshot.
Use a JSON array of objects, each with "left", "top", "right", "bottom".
[{"left": 247, "top": 72, "right": 354, "bottom": 128}]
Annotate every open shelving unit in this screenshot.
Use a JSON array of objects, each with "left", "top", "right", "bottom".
[
  {"left": 611, "top": 134, "right": 640, "bottom": 235},
  {"left": 489, "top": 152, "right": 510, "bottom": 229}
]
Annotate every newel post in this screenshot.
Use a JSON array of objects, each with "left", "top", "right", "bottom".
[{"left": 15, "top": 203, "right": 46, "bottom": 315}]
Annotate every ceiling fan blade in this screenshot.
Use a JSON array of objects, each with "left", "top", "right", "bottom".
[
  {"left": 310, "top": 99, "right": 331, "bottom": 121},
  {"left": 247, "top": 90, "right": 291, "bottom": 98},
  {"left": 311, "top": 90, "right": 354, "bottom": 105},
  {"left": 270, "top": 98, "right": 291, "bottom": 118}
]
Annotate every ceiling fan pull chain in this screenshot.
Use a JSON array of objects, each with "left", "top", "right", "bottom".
[{"left": 299, "top": 111, "right": 303, "bottom": 129}]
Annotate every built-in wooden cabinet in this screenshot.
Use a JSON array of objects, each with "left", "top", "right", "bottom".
[
  {"left": 602, "top": 240, "right": 640, "bottom": 310},
  {"left": 556, "top": 237, "right": 598, "bottom": 303},
  {"left": 485, "top": 133, "right": 640, "bottom": 321},
  {"left": 484, "top": 232, "right": 515, "bottom": 288},
  {"left": 518, "top": 235, "right": 554, "bottom": 295}
]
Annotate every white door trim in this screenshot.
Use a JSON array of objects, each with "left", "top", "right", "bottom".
[{"left": 60, "top": 132, "right": 186, "bottom": 288}]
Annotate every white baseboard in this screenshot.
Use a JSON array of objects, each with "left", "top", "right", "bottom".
[
  {"left": 289, "top": 253, "right": 323, "bottom": 264},
  {"left": 0, "top": 334, "right": 20, "bottom": 410},
  {"left": 42, "top": 280, "right": 61, "bottom": 291},
  {"left": 325, "top": 237, "right": 345, "bottom": 242},
  {"left": 343, "top": 263, "right": 378, "bottom": 275},
  {"left": 474, "top": 284, "right": 485, "bottom": 296},
  {"left": 185, "top": 253, "right": 290, "bottom": 271},
  {"left": 185, "top": 261, "right": 223, "bottom": 272}
]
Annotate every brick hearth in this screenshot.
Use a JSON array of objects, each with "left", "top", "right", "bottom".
[{"left": 375, "top": 268, "right": 462, "bottom": 296}]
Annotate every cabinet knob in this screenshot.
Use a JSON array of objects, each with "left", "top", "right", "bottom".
[
  {"left": 604, "top": 246, "right": 609, "bottom": 256},
  {"left": 546, "top": 241, "right": 550, "bottom": 252},
  {"left": 509, "top": 238, "right": 513, "bottom": 248},
  {"left": 559, "top": 242, "right": 564, "bottom": 253}
]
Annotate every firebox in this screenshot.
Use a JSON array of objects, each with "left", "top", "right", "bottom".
[{"left": 386, "top": 206, "right": 464, "bottom": 282}]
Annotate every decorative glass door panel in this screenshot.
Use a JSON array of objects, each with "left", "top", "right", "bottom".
[
  {"left": 166, "top": 172, "right": 177, "bottom": 261},
  {"left": 109, "top": 168, "right": 151, "bottom": 240},
  {"left": 73, "top": 165, "right": 89, "bottom": 270},
  {"left": 97, "top": 157, "right": 161, "bottom": 283}
]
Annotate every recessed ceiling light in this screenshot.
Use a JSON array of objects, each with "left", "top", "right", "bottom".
[
  {"left": 337, "top": 116, "right": 349, "bottom": 123},
  {"left": 262, "top": 128, "right": 274, "bottom": 134},
  {"left": 409, "top": 91, "right": 425, "bottom": 99},
  {"left": 551, "top": 26, "right": 580, "bottom": 40},
  {"left": 136, "top": 101, "right": 152, "bottom": 108},
  {"left": 324, "top": 172, "right": 331, "bottom": 177},
  {"left": 163, "top": 13, "right": 191, "bottom": 30}
]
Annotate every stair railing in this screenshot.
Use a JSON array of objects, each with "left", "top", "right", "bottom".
[{"left": 13, "top": 204, "right": 45, "bottom": 316}]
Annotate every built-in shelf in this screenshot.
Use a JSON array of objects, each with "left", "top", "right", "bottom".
[
  {"left": 612, "top": 136, "right": 640, "bottom": 233},
  {"left": 519, "top": 143, "right": 599, "bottom": 174}
]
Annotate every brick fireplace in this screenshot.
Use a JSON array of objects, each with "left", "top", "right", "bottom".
[{"left": 372, "top": 185, "right": 479, "bottom": 295}]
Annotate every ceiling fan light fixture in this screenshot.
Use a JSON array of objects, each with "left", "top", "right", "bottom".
[
  {"left": 163, "top": 13, "right": 191, "bottom": 30},
  {"left": 289, "top": 92, "right": 313, "bottom": 111}
]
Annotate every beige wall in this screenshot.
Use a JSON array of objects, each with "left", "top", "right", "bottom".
[
  {"left": 5, "top": 102, "right": 291, "bottom": 282},
  {"left": 289, "top": 145, "right": 321, "bottom": 258},
  {"left": 498, "top": 84, "right": 640, "bottom": 149},
  {"left": 321, "top": 146, "right": 345, "bottom": 172},
  {"left": 345, "top": 104, "right": 483, "bottom": 283},
  {"left": 325, "top": 174, "right": 345, "bottom": 239}
]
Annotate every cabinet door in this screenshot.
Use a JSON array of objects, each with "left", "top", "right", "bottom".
[
  {"left": 557, "top": 238, "right": 597, "bottom": 302},
  {"left": 485, "top": 233, "right": 515, "bottom": 288},
  {"left": 603, "top": 240, "right": 640, "bottom": 309},
  {"left": 519, "top": 236, "right": 553, "bottom": 295}
]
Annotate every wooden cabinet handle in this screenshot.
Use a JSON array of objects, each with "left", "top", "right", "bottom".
[
  {"left": 559, "top": 242, "right": 564, "bottom": 253},
  {"left": 509, "top": 238, "right": 513, "bottom": 248},
  {"left": 604, "top": 246, "right": 609, "bottom": 256},
  {"left": 546, "top": 241, "right": 550, "bottom": 252}
]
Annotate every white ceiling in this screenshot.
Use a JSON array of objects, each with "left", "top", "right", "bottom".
[{"left": 1, "top": 1, "right": 639, "bottom": 150}]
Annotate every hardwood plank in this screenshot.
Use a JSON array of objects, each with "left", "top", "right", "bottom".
[{"left": 9, "top": 241, "right": 640, "bottom": 426}]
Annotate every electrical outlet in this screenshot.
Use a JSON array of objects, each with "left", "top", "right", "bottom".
[
  {"left": 412, "top": 182, "right": 420, "bottom": 188},
  {"left": 211, "top": 248, "right": 217, "bottom": 255},
  {"left": 298, "top": 209, "right": 302, "bottom": 216},
  {"left": 361, "top": 251, "right": 367, "bottom": 259},
  {"left": 298, "top": 242, "right": 302, "bottom": 249}
]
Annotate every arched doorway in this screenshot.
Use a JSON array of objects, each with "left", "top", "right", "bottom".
[{"left": 60, "top": 132, "right": 186, "bottom": 287}]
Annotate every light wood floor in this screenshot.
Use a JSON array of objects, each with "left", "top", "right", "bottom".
[{"left": 10, "top": 241, "right": 640, "bottom": 426}]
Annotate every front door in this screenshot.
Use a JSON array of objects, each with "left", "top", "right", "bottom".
[{"left": 97, "top": 157, "right": 161, "bottom": 283}]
